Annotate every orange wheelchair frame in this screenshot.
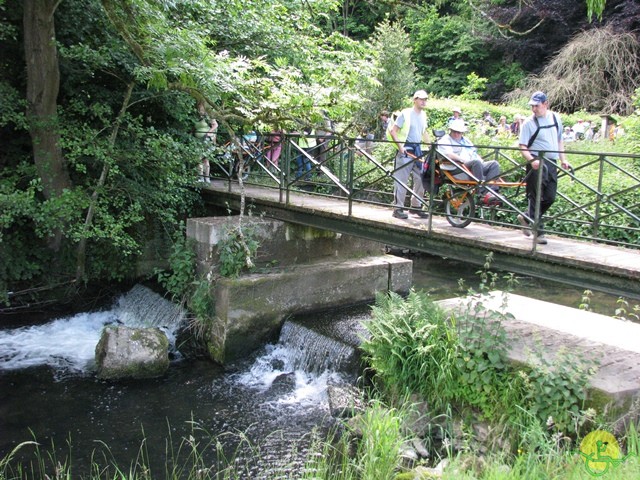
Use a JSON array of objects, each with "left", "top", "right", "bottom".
[{"left": 421, "top": 135, "right": 526, "bottom": 228}]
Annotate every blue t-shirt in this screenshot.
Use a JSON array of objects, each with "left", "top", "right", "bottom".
[{"left": 519, "top": 112, "right": 563, "bottom": 159}]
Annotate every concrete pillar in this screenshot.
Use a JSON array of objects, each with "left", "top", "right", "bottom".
[{"left": 186, "top": 216, "right": 412, "bottom": 363}]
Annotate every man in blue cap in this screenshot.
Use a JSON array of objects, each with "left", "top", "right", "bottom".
[{"left": 518, "top": 91, "right": 570, "bottom": 244}]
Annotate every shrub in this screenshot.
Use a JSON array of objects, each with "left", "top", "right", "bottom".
[
  {"left": 361, "top": 288, "right": 597, "bottom": 439},
  {"left": 361, "top": 290, "right": 459, "bottom": 409},
  {"left": 156, "top": 231, "right": 197, "bottom": 301},
  {"left": 217, "top": 223, "right": 259, "bottom": 278}
]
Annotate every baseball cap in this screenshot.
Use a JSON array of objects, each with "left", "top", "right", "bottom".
[
  {"left": 452, "top": 106, "right": 462, "bottom": 113},
  {"left": 413, "top": 90, "right": 429, "bottom": 99},
  {"left": 449, "top": 119, "right": 467, "bottom": 133},
  {"left": 528, "top": 91, "right": 548, "bottom": 106}
]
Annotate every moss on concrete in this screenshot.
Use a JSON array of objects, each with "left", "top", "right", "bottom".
[
  {"left": 585, "top": 387, "right": 636, "bottom": 424},
  {"left": 285, "top": 224, "right": 338, "bottom": 241}
]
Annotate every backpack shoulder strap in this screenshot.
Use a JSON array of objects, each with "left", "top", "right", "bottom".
[
  {"left": 552, "top": 113, "right": 559, "bottom": 135},
  {"left": 526, "top": 115, "right": 540, "bottom": 149},
  {"left": 527, "top": 113, "right": 560, "bottom": 148}
]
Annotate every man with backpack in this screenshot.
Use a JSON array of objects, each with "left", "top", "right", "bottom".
[
  {"left": 387, "top": 90, "right": 431, "bottom": 219},
  {"left": 518, "top": 91, "right": 570, "bottom": 244}
]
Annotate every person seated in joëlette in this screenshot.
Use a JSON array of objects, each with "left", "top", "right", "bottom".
[{"left": 437, "top": 119, "right": 503, "bottom": 206}]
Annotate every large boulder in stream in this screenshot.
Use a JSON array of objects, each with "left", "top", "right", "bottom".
[{"left": 95, "top": 325, "right": 169, "bottom": 380}]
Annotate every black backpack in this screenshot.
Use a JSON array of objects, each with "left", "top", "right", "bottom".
[{"left": 527, "top": 113, "right": 559, "bottom": 148}]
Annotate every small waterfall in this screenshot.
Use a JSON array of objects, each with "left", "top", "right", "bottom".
[
  {"left": 279, "top": 320, "right": 361, "bottom": 376},
  {"left": 113, "top": 284, "right": 186, "bottom": 330},
  {"left": 234, "top": 316, "right": 364, "bottom": 408},
  {"left": 227, "top": 316, "right": 365, "bottom": 476},
  {"left": 0, "top": 285, "right": 186, "bottom": 375}
]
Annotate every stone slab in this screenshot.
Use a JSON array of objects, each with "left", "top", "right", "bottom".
[
  {"left": 438, "top": 291, "right": 640, "bottom": 407},
  {"left": 187, "top": 216, "right": 386, "bottom": 274},
  {"left": 211, "top": 255, "right": 412, "bottom": 362}
]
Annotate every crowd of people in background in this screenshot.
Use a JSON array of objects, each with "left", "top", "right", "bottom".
[
  {"left": 194, "top": 95, "right": 624, "bottom": 205},
  {"left": 193, "top": 99, "right": 625, "bottom": 186},
  {"left": 442, "top": 106, "right": 625, "bottom": 145}
]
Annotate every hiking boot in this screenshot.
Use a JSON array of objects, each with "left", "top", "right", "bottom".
[
  {"left": 517, "top": 214, "right": 531, "bottom": 237},
  {"left": 392, "top": 209, "right": 408, "bottom": 219},
  {"left": 536, "top": 235, "right": 548, "bottom": 245},
  {"left": 410, "top": 209, "right": 429, "bottom": 219}
]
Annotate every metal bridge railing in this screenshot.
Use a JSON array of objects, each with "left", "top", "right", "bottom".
[{"left": 209, "top": 133, "right": 640, "bottom": 249}]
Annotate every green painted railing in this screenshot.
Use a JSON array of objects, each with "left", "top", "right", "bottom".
[{"left": 209, "top": 133, "right": 640, "bottom": 249}]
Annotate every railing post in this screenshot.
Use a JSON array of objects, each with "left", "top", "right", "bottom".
[
  {"left": 285, "top": 135, "right": 292, "bottom": 206},
  {"left": 593, "top": 154, "right": 605, "bottom": 238},
  {"left": 226, "top": 150, "right": 233, "bottom": 193},
  {"left": 339, "top": 138, "right": 347, "bottom": 184},
  {"left": 278, "top": 136, "right": 286, "bottom": 203},
  {"left": 347, "top": 138, "right": 354, "bottom": 216},
  {"left": 531, "top": 155, "right": 546, "bottom": 250},
  {"left": 426, "top": 142, "right": 437, "bottom": 233}
]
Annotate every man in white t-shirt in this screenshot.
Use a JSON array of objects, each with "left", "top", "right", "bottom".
[{"left": 388, "top": 90, "right": 431, "bottom": 219}]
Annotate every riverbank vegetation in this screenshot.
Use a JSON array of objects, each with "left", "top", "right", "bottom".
[
  {"left": 302, "top": 258, "right": 640, "bottom": 478},
  {"left": 296, "top": 273, "right": 640, "bottom": 477},
  {"left": 2, "top": 0, "right": 639, "bottom": 311},
  {"left": 3, "top": 278, "right": 639, "bottom": 478}
]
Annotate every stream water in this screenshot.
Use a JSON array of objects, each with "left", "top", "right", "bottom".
[{"left": 0, "top": 253, "right": 625, "bottom": 478}]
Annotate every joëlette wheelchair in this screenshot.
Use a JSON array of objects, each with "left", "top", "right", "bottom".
[{"left": 419, "top": 130, "right": 525, "bottom": 228}]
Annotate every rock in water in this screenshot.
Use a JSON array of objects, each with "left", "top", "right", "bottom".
[{"left": 95, "top": 326, "right": 169, "bottom": 380}]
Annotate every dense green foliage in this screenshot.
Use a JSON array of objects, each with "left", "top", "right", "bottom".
[
  {"left": 217, "top": 224, "right": 259, "bottom": 278},
  {"left": 408, "top": 5, "right": 525, "bottom": 99},
  {"left": 361, "top": 288, "right": 596, "bottom": 435},
  {"left": 357, "top": 20, "right": 416, "bottom": 127},
  {"left": 156, "top": 232, "right": 197, "bottom": 302},
  {"left": 0, "top": 0, "right": 377, "bottom": 303},
  {"left": 1, "top": 0, "right": 638, "bottom": 307}
]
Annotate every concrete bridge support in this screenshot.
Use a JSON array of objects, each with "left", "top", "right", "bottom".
[{"left": 186, "top": 216, "right": 412, "bottom": 363}]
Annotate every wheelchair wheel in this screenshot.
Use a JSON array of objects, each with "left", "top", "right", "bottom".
[{"left": 444, "top": 188, "right": 475, "bottom": 228}]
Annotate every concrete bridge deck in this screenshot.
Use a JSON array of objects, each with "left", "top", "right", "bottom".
[{"left": 202, "top": 180, "right": 640, "bottom": 300}]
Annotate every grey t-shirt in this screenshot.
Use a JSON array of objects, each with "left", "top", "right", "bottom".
[
  {"left": 519, "top": 112, "right": 563, "bottom": 159},
  {"left": 395, "top": 109, "right": 427, "bottom": 144}
]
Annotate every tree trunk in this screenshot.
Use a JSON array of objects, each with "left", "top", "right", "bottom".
[{"left": 23, "top": 0, "right": 72, "bottom": 250}]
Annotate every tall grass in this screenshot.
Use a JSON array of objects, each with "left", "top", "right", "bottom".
[
  {"left": 0, "top": 423, "right": 296, "bottom": 480},
  {"left": 297, "top": 400, "right": 408, "bottom": 480}
]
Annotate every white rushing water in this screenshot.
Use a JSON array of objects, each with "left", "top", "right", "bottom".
[
  {"left": 0, "top": 285, "right": 185, "bottom": 374},
  {"left": 233, "top": 319, "right": 360, "bottom": 407},
  {"left": 0, "top": 310, "right": 118, "bottom": 372},
  {"left": 234, "top": 343, "right": 346, "bottom": 406},
  {"left": 0, "top": 293, "right": 362, "bottom": 479}
]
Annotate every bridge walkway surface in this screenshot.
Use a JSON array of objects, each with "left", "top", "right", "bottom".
[{"left": 202, "top": 180, "right": 640, "bottom": 300}]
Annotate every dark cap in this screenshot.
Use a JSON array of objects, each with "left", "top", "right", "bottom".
[{"left": 528, "top": 91, "right": 548, "bottom": 106}]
